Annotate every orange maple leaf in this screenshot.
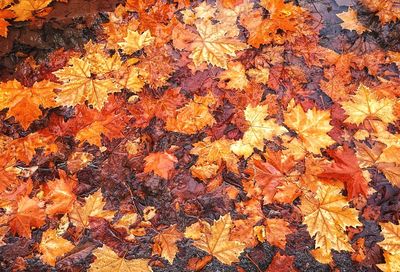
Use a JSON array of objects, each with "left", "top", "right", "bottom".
[
  {"left": 0, "top": 80, "right": 58, "bottom": 130},
  {"left": 9, "top": 196, "right": 46, "bottom": 238},
  {"left": 44, "top": 171, "right": 77, "bottom": 216},
  {"left": 144, "top": 152, "right": 177, "bottom": 179},
  {"left": 0, "top": 9, "right": 15, "bottom": 37}
]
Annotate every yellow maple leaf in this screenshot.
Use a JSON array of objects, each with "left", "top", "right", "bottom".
[
  {"left": 89, "top": 245, "right": 152, "bottom": 272},
  {"left": 54, "top": 58, "right": 119, "bottom": 110},
  {"left": 118, "top": 29, "right": 154, "bottom": 55},
  {"left": 231, "top": 104, "right": 287, "bottom": 158},
  {"left": 69, "top": 190, "right": 116, "bottom": 231},
  {"left": 184, "top": 213, "right": 246, "bottom": 265},
  {"left": 247, "top": 66, "right": 270, "bottom": 85},
  {"left": 284, "top": 99, "right": 334, "bottom": 154},
  {"left": 0, "top": 0, "right": 12, "bottom": 9},
  {"left": 39, "top": 229, "right": 74, "bottom": 266},
  {"left": 337, "top": 8, "right": 368, "bottom": 34},
  {"left": 219, "top": 62, "right": 249, "bottom": 90},
  {"left": 300, "top": 184, "right": 361, "bottom": 263},
  {"left": 9, "top": 0, "right": 52, "bottom": 21},
  {"left": 190, "top": 20, "right": 247, "bottom": 69},
  {"left": 0, "top": 80, "right": 58, "bottom": 129},
  {"left": 377, "top": 251, "right": 400, "bottom": 272},
  {"left": 84, "top": 41, "right": 122, "bottom": 74},
  {"left": 190, "top": 136, "right": 239, "bottom": 178},
  {"left": 378, "top": 222, "right": 400, "bottom": 255},
  {"left": 341, "top": 84, "right": 396, "bottom": 125},
  {"left": 152, "top": 225, "right": 183, "bottom": 264},
  {"left": 117, "top": 65, "right": 145, "bottom": 93}
]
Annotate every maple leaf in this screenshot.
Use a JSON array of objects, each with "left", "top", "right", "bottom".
[
  {"left": 355, "top": 142, "right": 400, "bottom": 187},
  {"left": 0, "top": 9, "right": 15, "bottom": 37},
  {"left": 67, "top": 151, "right": 94, "bottom": 173},
  {"left": 337, "top": 8, "right": 368, "bottom": 34},
  {"left": 6, "top": 131, "right": 57, "bottom": 163},
  {"left": 0, "top": 154, "right": 18, "bottom": 193},
  {"left": 9, "top": 196, "right": 46, "bottom": 238},
  {"left": 377, "top": 252, "right": 400, "bottom": 272},
  {"left": 361, "top": 0, "right": 400, "bottom": 24},
  {"left": 165, "top": 94, "right": 216, "bottom": 134},
  {"left": 9, "top": 0, "right": 52, "bottom": 21},
  {"left": 231, "top": 104, "right": 287, "bottom": 158},
  {"left": 300, "top": 184, "right": 361, "bottom": 263},
  {"left": 189, "top": 20, "right": 247, "bottom": 69},
  {"left": 190, "top": 137, "right": 239, "bottom": 179},
  {"left": 53, "top": 58, "right": 119, "bottom": 110},
  {"left": 256, "top": 218, "right": 292, "bottom": 249},
  {"left": 378, "top": 222, "right": 400, "bottom": 255},
  {"left": 284, "top": 99, "right": 335, "bottom": 155},
  {"left": 44, "top": 171, "right": 77, "bottom": 216},
  {"left": 219, "top": 62, "right": 249, "bottom": 90},
  {"left": 69, "top": 190, "right": 116, "bottom": 231},
  {"left": 39, "top": 229, "right": 74, "bottom": 266},
  {"left": 152, "top": 225, "right": 183, "bottom": 264},
  {"left": 184, "top": 213, "right": 246, "bottom": 265},
  {"left": 52, "top": 95, "right": 129, "bottom": 146},
  {"left": 266, "top": 253, "right": 296, "bottom": 272},
  {"left": 84, "top": 41, "right": 122, "bottom": 74},
  {"left": 0, "top": 80, "right": 58, "bottom": 130},
  {"left": 244, "top": 151, "right": 301, "bottom": 204},
  {"left": 247, "top": 66, "right": 270, "bottom": 85},
  {"left": 143, "top": 152, "right": 177, "bottom": 179},
  {"left": 137, "top": 45, "right": 175, "bottom": 88},
  {"left": 341, "top": 84, "right": 396, "bottom": 125},
  {"left": 118, "top": 29, "right": 154, "bottom": 55},
  {"left": 89, "top": 245, "right": 152, "bottom": 272},
  {"left": 239, "top": 9, "right": 273, "bottom": 48},
  {"left": 319, "top": 145, "right": 369, "bottom": 199},
  {"left": 129, "top": 88, "right": 186, "bottom": 128},
  {"left": 117, "top": 65, "right": 145, "bottom": 93}
]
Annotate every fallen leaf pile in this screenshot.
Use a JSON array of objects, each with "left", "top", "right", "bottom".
[{"left": 0, "top": 0, "right": 399, "bottom": 271}]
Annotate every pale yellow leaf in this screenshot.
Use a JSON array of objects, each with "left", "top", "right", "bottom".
[
  {"left": 90, "top": 245, "right": 152, "bottom": 272},
  {"left": 300, "top": 184, "right": 361, "bottom": 263},
  {"left": 54, "top": 58, "right": 119, "bottom": 110},
  {"left": 341, "top": 84, "right": 396, "bottom": 125},
  {"left": 232, "top": 104, "right": 287, "bottom": 158},
  {"left": 190, "top": 20, "right": 247, "bottom": 69},
  {"left": 378, "top": 222, "right": 400, "bottom": 255},
  {"left": 284, "top": 99, "right": 334, "bottom": 154},
  {"left": 118, "top": 30, "right": 154, "bottom": 55}
]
